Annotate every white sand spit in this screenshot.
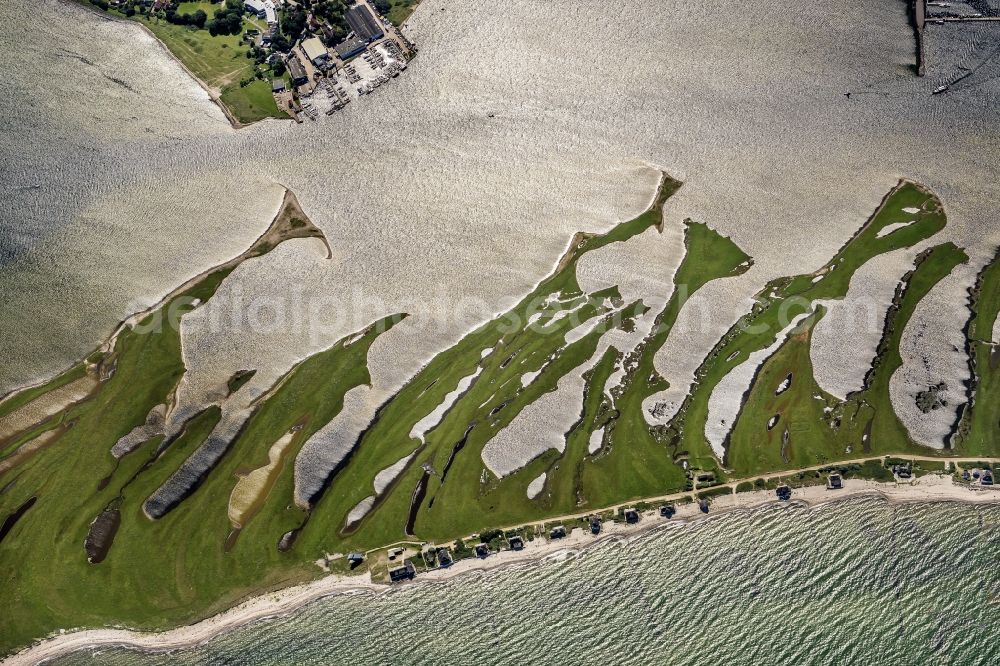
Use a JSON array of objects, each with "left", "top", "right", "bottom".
[
  {"left": 526, "top": 472, "right": 546, "bottom": 499},
  {"left": 705, "top": 313, "right": 811, "bottom": 459},
  {"left": 410, "top": 366, "right": 483, "bottom": 443},
  {"left": 228, "top": 431, "right": 296, "bottom": 527}
]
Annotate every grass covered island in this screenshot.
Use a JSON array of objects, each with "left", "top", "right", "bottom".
[{"left": 1, "top": 173, "right": 999, "bottom": 657}]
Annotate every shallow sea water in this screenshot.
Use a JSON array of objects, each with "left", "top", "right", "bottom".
[
  {"left": 50, "top": 497, "right": 1000, "bottom": 665},
  {"left": 3, "top": 1, "right": 1000, "bottom": 457}
]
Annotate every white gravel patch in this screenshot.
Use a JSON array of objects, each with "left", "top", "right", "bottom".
[
  {"left": 876, "top": 220, "right": 916, "bottom": 238},
  {"left": 644, "top": 279, "right": 763, "bottom": 425},
  {"left": 373, "top": 452, "right": 415, "bottom": 495},
  {"left": 563, "top": 311, "right": 610, "bottom": 345},
  {"left": 346, "top": 496, "right": 375, "bottom": 525},
  {"left": 293, "top": 386, "right": 379, "bottom": 507},
  {"left": 111, "top": 404, "right": 167, "bottom": 458},
  {"left": 588, "top": 426, "right": 605, "bottom": 454},
  {"left": 520, "top": 370, "right": 541, "bottom": 387}
]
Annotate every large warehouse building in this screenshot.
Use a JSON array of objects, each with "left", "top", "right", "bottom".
[{"left": 346, "top": 3, "right": 384, "bottom": 42}]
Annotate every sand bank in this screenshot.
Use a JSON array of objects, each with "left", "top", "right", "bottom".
[{"left": 6, "top": 473, "right": 998, "bottom": 665}]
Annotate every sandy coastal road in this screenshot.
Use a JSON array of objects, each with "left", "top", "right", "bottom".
[
  {"left": 6, "top": 471, "right": 1000, "bottom": 666},
  {"left": 474, "top": 455, "right": 1000, "bottom": 540}
]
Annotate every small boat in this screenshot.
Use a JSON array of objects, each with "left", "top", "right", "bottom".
[{"left": 932, "top": 85, "right": 949, "bottom": 95}]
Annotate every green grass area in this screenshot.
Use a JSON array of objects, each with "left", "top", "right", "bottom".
[
  {"left": 727, "top": 242, "right": 969, "bottom": 476},
  {"left": 220, "top": 79, "right": 286, "bottom": 124},
  {"left": 667, "top": 181, "right": 951, "bottom": 468},
  {"left": 580, "top": 220, "right": 752, "bottom": 505},
  {"left": 383, "top": 0, "right": 420, "bottom": 26},
  {"left": 0, "top": 208, "right": 354, "bottom": 653},
  {"left": 175, "top": 1, "right": 217, "bottom": 13},
  {"left": 0, "top": 286, "right": 399, "bottom": 654},
  {"left": 726, "top": 308, "right": 855, "bottom": 475},
  {"left": 3, "top": 176, "right": 997, "bottom": 655},
  {"left": 131, "top": 15, "right": 253, "bottom": 89}
]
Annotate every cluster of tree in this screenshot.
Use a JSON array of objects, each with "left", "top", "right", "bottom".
[
  {"left": 313, "top": 1, "right": 348, "bottom": 42},
  {"left": 165, "top": 8, "right": 208, "bottom": 28},
  {"left": 279, "top": 5, "right": 308, "bottom": 41},
  {"left": 372, "top": 0, "right": 391, "bottom": 14},
  {"left": 207, "top": 0, "right": 246, "bottom": 36}
]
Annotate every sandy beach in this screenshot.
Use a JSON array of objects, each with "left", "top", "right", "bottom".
[{"left": 6, "top": 473, "right": 998, "bottom": 665}]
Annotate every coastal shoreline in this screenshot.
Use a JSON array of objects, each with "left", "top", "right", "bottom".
[
  {"left": 6, "top": 474, "right": 998, "bottom": 665},
  {"left": 65, "top": 0, "right": 275, "bottom": 130},
  {"left": 0, "top": 187, "right": 319, "bottom": 408}
]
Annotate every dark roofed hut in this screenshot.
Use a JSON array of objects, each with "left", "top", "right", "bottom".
[
  {"left": 388, "top": 560, "right": 416, "bottom": 583},
  {"left": 589, "top": 516, "right": 602, "bottom": 534},
  {"left": 287, "top": 57, "right": 308, "bottom": 87}
]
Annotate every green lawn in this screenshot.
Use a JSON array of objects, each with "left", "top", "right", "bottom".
[
  {"left": 384, "top": 0, "right": 421, "bottom": 26},
  {"left": 220, "top": 79, "right": 286, "bottom": 124},
  {"left": 953, "top": 250, "right": 1000, "bottom": 454},
  {"left": 0, "top": 205, "right": 349, "bottom": 653}
]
